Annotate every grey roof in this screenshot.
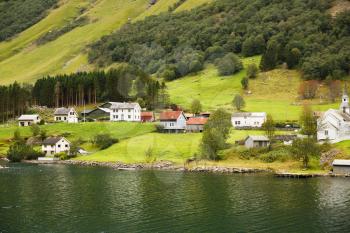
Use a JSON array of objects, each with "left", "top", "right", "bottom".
[
  {"left": 54, "top": 107, "right": 74, "bottom": 115},
  {"left": 232, "top": 112, "right": 266, "bottom": 118},
  {"left": 246, "top": 135, "right": 270, "bottom": 142},
  {"left": 18, "top": 114, "right": 39, "bottom": 121},
  {"left": 110, "top": 102, "right": 140, "bottom": 109},
  {"left": 332, "top": 159, "right": 350, "bottom": 166},
  {"left": 42, "top": 137, "right": 64, "bottom": 145},
  {"left": 81, "top": 109, "right": 93, "bottom": 114}
]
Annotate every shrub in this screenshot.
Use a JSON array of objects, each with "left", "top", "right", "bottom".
[
  {"left": 241, "top": 77, "right": 249, "bottom": 90},
  {"left": 55, "top": 152, "right": 69, "bottom": 160},
  {"left": 7, "top": 143, "right": 43, "bottom": 162},
  {"left": 92, "top": 134, "right": 118, "bottom": 150},
  {"left": 246, "top": 64, "right": 259, "bottom": 79},
  {"left": 156, "top": 124, "right": 165, "bottom": 133},
  {"left": 30, "top": 124, "right": 41, "bottom": 136},
  {"left": 238, "top": 148, "right": 264, "bottom": 160},
  {"left": 216, "top": 53, "right": 243, "bottom": 76},
  {"left": 259, "top": 147, "right": 293, "bottom": 163}
]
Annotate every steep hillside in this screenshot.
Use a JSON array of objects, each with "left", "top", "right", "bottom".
[
  {"left": 0, "top": 0, "right": 212, "bottom": 84},
  {"left": 0, "top": 0, "right": 58, "bottom": 42},
  {"left": 88, "top": 0, "right": 349, "bottom": 83}
]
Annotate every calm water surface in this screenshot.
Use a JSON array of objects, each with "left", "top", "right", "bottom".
[{"left": 0, "top": 162, "right": 350, "bottom": 233}]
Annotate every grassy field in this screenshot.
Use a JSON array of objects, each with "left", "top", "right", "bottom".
[
  {"left": 76, "top": 129, "right": 289, "bottom": 163},
  {"left": 167, "top": 56, "right": 339, "bottom": 121},
  {"left": 77, "top": 132, "right": 202, "bottom": 163},
  {"left": 0, "top": 122, "right": 155, "bottom": 156}
]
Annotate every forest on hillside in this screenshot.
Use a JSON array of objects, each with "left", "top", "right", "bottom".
[
  {"left": 0, "top": 64, "right": 169, "bottom": 123},
  {"left": 89, "top": 0, "right": 350, "bottom": 81},
  {"left": 0, "top": 0, "right": 58, "bottom": 41}
]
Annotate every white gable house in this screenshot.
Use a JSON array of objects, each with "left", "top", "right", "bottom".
[
  {"left": 110, "top": 102, "right": 141, "bottom": 122},
  {"left": 41, "top": 137, "right": 71, "bottom": 156},
  {"left": 232, "top": 112, "right": 267, "bottom": 128},
  {"left": 317, "top": 92, "right": 350, "bottom": 143},
  {"left": 54, "top": 107, "right": 78, "bottom": 123},
  {"left": 159, "top": 111, "right": 187, "bottom": 133},
  {"left": 18, "top": 115, "right": 41, "bottom": 127}
]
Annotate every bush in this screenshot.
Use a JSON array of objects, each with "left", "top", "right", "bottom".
[
  {"left": 259, "top": 147, "right": 293, "bottom": 163},
  {"left": 156, "top": 124, "right": 165, "bottom": 133},
  {"left": 55, "top": 152, "right": 69, "bottom": 160},
  {"left": 246, "top": 64, "right": 259, "bottom": 79},
  {"left": 7, "top": 143, "right": 43, "bottom": 162},
  {"left": 238, "top": 148, "right": 265, "bottom": 160},
  {"left": 216, "top": 53, "right": 243, "bottom": 76},
  {"left": 241, "top": 77, "right": 249, "bottom": 90},
  {"left": 92, "top": 134, "right": 118, "bottom": 149}
]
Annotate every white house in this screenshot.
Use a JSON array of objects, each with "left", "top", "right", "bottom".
[
  {"left": 244, "top": 135, "right": 270, "bottom": 149},
  {"left": 18, "top": 114, "right": 41, "bottom": 127},
  {"left": 41, "top": 137, "right": 70, "bottom": 156},
  {"left": 232, "top": 112, "right": 266, "bottom": 128},
  {"left": 317, "top": 92, "right": 350, "bottom": 143},
  {"left": 159, "top": 111, "right": 187, "bottom": 133},
  {"left": 54, "top": 107, "right": 78, "bottom": 123},
  {"left": 110, "top": 102, "right": 141, "bottom": 122}
]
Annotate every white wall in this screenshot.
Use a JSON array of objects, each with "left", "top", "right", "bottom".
[
  {"left": 110, "top": 107, "right": 141, "bottom": 122},
  {"left": 232, "top": 116, "right": 265, "bottom": 128},
  {"left": 42, "top": 139, "right": 70, "bottom": 156}
]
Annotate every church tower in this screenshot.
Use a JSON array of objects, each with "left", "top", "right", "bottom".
[{"left": 340, "top": 87, "right": 350, "bottom": 114}]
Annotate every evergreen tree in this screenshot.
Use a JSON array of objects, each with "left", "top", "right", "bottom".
[{"left": 260, "top": 40, "right": 279, "bottom": 71}]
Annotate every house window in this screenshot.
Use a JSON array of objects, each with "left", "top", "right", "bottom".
[
  {"left": 128, "top": 109, "right": 131, "bottom": 112},
  {"left": 325, "top": 130, "right": 328, "bottom": 136},
  {"left": 128, "top": 115, "right": 131, "bottom": 119},
  {"left": 58, "top": 145, "right": 61, "bottom": 148},
  {"left": 64, "top": 117, "right": 67, "bottom": 120},
  {"left": 65, "top": 145, "right": 68, "bottom": 148},
  {"left": 235, "top": 121, "right": 241, "bottom": 125}
]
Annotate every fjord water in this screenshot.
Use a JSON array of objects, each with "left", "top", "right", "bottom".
[{"left": 1, "top": 163, "right": 350, "bottom": 233}]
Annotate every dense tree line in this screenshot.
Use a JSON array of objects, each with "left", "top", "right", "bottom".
[
  {"left": 0, "top": 0, "right": 58, "bottom": 41},
  {"left": 0, "top": 83, "right": 32, "bottom": 123},
  {"left": 0, "top": 65, "right": 168, "bottom": 122},
  {"left": 89, "top": 0, "right": 349, "bottom": 80},
  {"left": 32, "top": 64, "right": 168, "bottom": 110}
]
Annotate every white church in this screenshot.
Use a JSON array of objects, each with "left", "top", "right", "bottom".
[{"left": 317, "top": 91, "right": 350, "bottom": 143}]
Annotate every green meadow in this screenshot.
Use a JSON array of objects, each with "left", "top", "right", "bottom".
[
  {"left": 167, "top": 56, "right": 339, "bottom": 121},
  {"left": 0, "top": 122, "right": 155, "bottom": 156}
]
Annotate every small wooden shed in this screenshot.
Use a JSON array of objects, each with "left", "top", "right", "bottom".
[{"left": 332, "top": 159, "right": 350, "bottom": 175}]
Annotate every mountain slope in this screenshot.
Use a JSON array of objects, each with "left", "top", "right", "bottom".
[
  {"left": 167, "top": 56, "right": 339, "bottom": 121},
  {"left": 0, "top": 0, "right": 212, "bottom": 84}
]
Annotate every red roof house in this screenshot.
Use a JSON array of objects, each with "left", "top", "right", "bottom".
[
  {"left": 159, "top": 111, "right": 186, "bottom": 133},
  {"left": 186, "top": 117, "right": 208, "bottom": 132},
  {"left": 141, "top": 112, "right": 155, "bottom": 122}
]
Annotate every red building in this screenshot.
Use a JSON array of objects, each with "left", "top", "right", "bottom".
[{"left": 141, "top": 112, "right": 155, "bottom": 122}]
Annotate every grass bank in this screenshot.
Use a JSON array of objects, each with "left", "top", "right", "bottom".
[{"left": 167, "top": 56, "right": 339, "bottom": 121}]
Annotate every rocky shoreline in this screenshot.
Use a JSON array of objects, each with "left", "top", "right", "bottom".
[
  {"left": 6, "top": 158, "right": 347, "bottom": 177},
  {"left": 23, "top": 159, "right": 271, "bottom": 174}
]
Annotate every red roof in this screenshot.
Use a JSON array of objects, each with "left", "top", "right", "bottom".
[
  {"left": 187, "top": 117, "right": 208, "bottom": 125},
  {"left": 141, "top": 112, "right": 154, "bottom": 117},
  {"left": 160, "top": 111, "right": 183, "bottom": 121}
]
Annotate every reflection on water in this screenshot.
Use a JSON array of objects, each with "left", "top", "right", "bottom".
[{"left": 0, "top": 163, "right": 350, "bottom": 233}]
